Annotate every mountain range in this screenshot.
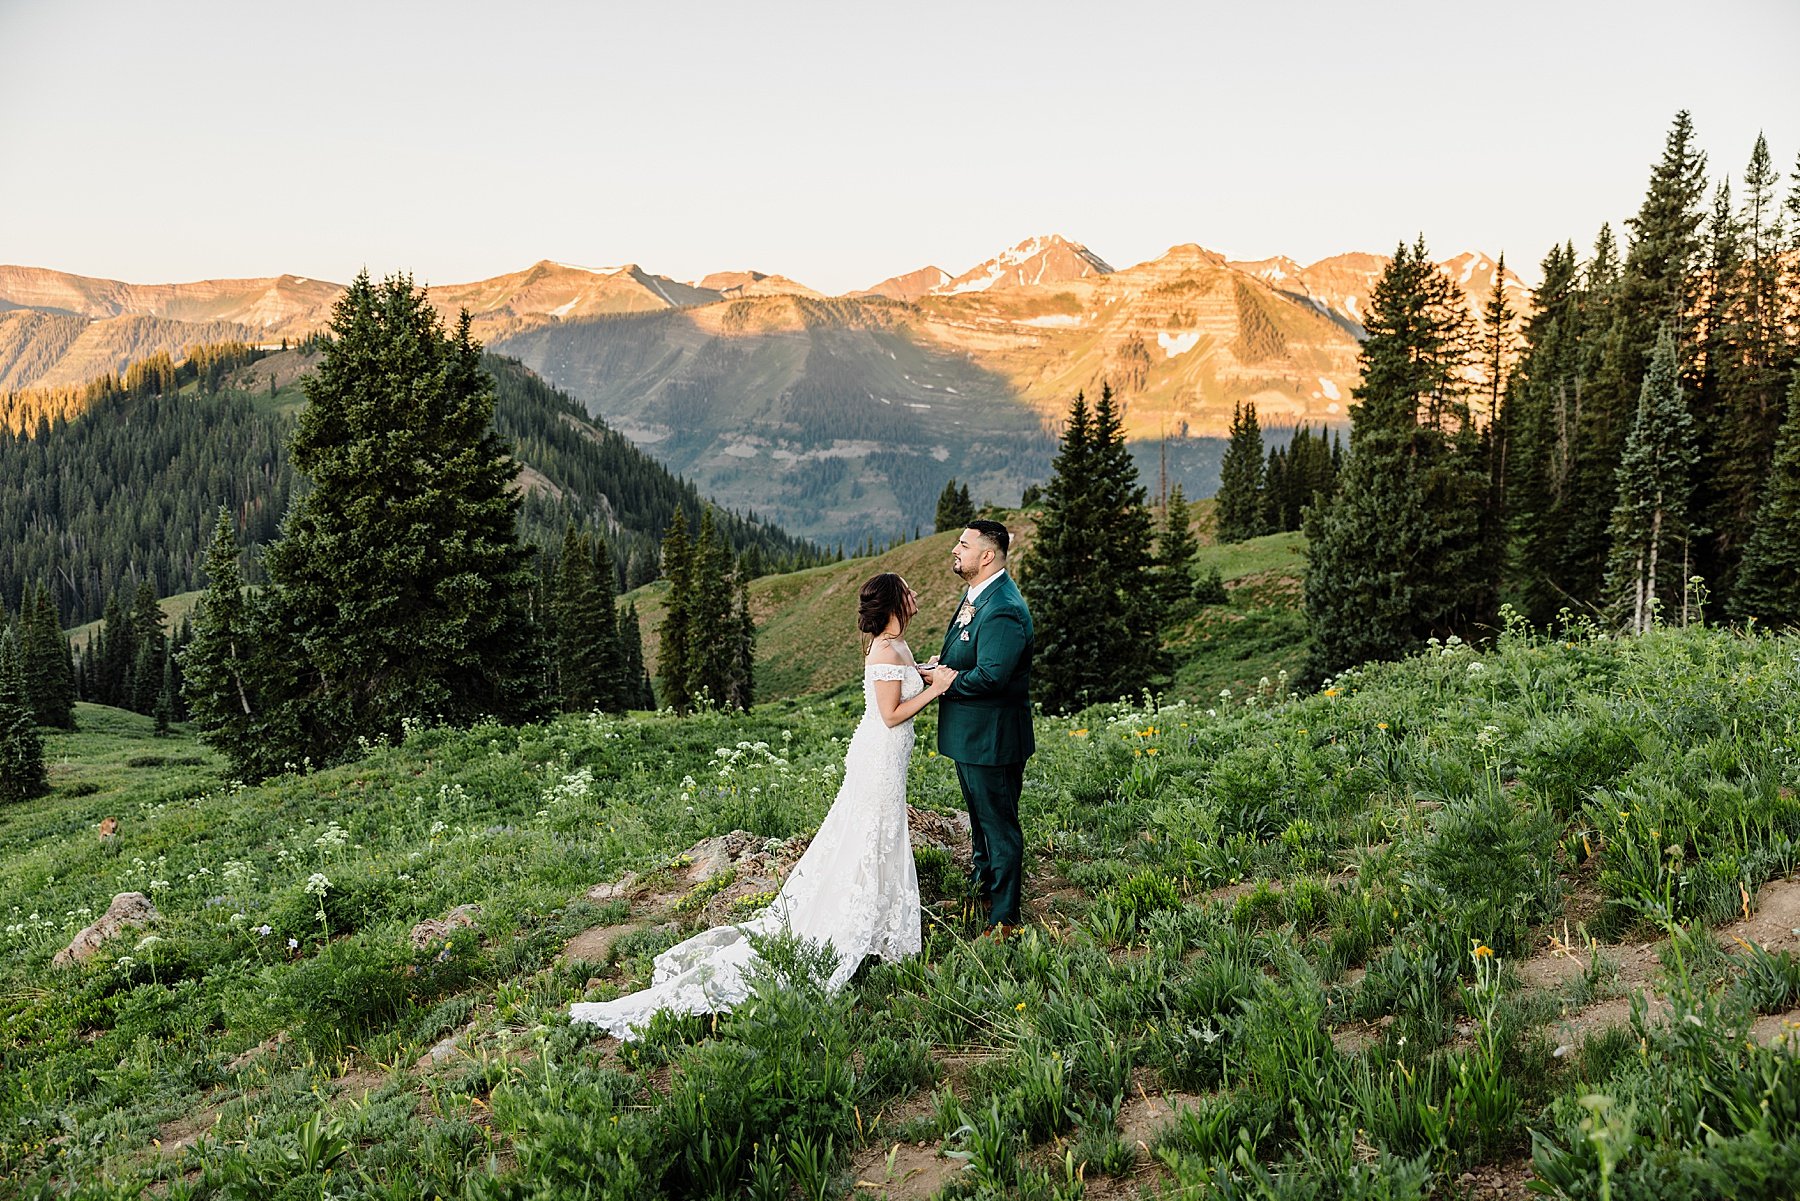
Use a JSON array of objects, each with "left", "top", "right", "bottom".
[{"left": 0, "top": 237, "right": 1530, "bottom": 542}]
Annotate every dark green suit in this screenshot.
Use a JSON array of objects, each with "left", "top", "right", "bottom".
[{"left": 936, "top": 571, "right": 1034, "bottom": 927}]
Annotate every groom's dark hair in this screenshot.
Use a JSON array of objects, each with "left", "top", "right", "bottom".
[{"left": 967, "top": 519, "right": 1009, "bottom": 559}]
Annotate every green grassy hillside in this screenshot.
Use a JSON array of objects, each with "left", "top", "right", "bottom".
[
  {"left": 7, "top": 623, "right": 1800, "bottom": 1197},
  {"left": 646, "top": 509, "right": 1309, "bottom": 706}
]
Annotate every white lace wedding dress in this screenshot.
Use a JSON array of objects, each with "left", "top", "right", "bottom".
[{"left": 569, "top": 663, "right": 924, "bottom": 1039}]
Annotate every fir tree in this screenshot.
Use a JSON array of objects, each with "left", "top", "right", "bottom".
[
  {"left": 934, "top": 479, "right": 976, "bottom": 532},
  {"left": 618, "top": 602, "right": 655, "bottom": 709},
  {"left": 1215, "top": 401, "right": 1266, "bottom": 542},
  {"left": 552, "top": 526, "right": 610, "bottom": 711},
  {"left": 1020, "top": 386, "right": 1164, "bottom": 713},
  {"left": 729, "top": 570, "right": 756, "bottom": 712},
  {"left": 182, "top": 510, "right": 260, "bottom": 769},
  {"left": 684, "top": 508, "right": 738, "bottom": 710},
  {"left": 126, "top": 583, "right": 165, "bottom": 716},
  {"left": 1151, "top": 484, "right": 1199, "bottom": 615},
  {"left": 589, "top": 532, "right": 627, "bottom": 710},
  {"left": 1604, "top": 329, "right": 1698, "bottom": 633},
  {"left": 22, "top": 584, "right": 75, "bottom": 729},
  {"left": 0, "top": 626, "right": 48, "bottom": 803},
  {"left": 1728, "top": 374, "right": 1800, "bottom": 629},
  {"left": 153, "top": 653, "right": 174, "bottom": 737},
  {"left": 1505, "top": 241, "right": 1585, "bottom": 621},
  {"left": 251, "top": 273, "right": 546, "bottom": 773},
  {"left": 1304, "top": 237, "right": 1493, "bottom": 682},
  {"left": 656, "top": 507, "right": 695, "bottom": 713}
]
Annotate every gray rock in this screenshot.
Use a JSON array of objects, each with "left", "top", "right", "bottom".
[{"left": 53, "top": 892, "right": 159, "bottom": 967}]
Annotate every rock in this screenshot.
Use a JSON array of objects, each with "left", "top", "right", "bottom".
[
  {"left": 678, "top": 831, "right": 761, "bottom": 883},
  {"left": 53, "top": 892, "right": 158, "bottom": 967},
  {"left": 408, "top": 903, "right": 481, "bottom": 949},
  {"left": 907, "top": 805, "right": 971, "bottom": 857},
  {"left": 587, "top": 872, "right": 640, "bottom": 902}
]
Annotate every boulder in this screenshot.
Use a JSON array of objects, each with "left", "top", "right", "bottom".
[
  {"left": 408, "top": 903, "right": 481, "bottom": 949},
  {"left": 53, "top": 892, "right": 158, "bottom": 967}
]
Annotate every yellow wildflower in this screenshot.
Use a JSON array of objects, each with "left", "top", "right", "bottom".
[
  {"left": 1377, "top": 722, "right": 1389, "bottom": 730},
  {"left": 1069, "top": 728, "right": 1090, "bottom": 738},
  {"left": 1146, "top": 747, "right": 1158, "bottom": 756},
  {"left": 1473, "top": 944, "right": 1494, "bottom": 958},
  {"left": 1015, "top": 1002, "right": 1027, "bottom": 1012}
]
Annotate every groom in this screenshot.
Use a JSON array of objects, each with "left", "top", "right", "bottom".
[{"left": 926, "top": 519, "right": 1034, "bottom": 936}]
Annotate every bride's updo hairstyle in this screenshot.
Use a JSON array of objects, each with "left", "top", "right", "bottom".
[{"left": 858, "top": 572, "right": 908, "bottom": 637}]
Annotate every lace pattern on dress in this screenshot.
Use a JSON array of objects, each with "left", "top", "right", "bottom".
[{"left": 568, "top": 663, "right": 923, "bottom": 1038}]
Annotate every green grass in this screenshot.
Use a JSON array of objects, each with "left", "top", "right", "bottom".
[{"left": 6, "top": 621, "right": 1800, "bottom": 1198}]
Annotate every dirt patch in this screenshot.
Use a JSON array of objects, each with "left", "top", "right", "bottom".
[
  {"left": 1544, "top": 994, "right": 1673, "bottom": 1055},
  {"left": 154, "top": 1107, "right": 218, "bottom": 1155},
  {"left": 561, "top": 921, "right": 644, "bottom": 967},
  {"left": 1748, "top": 1007, "right": 1800, "bottom": 1050},
  {"left": 1515, "top": 934, "right": 1661, "bottom": 994},
  {"left": 327, "top": 1067, "right": 388, "bottom": 1100},
  {"left": 1721, "top": 874, "right": 1800, "bottom": 954},
  {"left": 1117, "top": 1088, "right": 1208, "bottom": 1155},
  {"left": 847, "top": 1141, "right": 963, "bottom": 1199},
  {"left": 1450, "top": 1155, "right": 1537, "bottom": 1200}
]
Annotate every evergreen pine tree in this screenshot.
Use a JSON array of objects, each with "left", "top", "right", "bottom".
[
  {"left": 129, "top": 583, "right": 165, "bottom": 716},
  {"left": 1151, "top": 484, "right": 1199, "bottom": 615},
  {"left": 98, "top": 591, "right": 133, "bottom": 708},
  {"left": 1020, "top": 386, "right": 1164, "bottom": 713},
  {"left": 153, "top": 653, "right": 174, "bottom": 737},
  {"left": 1261, "top": 445, "right": 1287, "bottom": 533},
  {"left": 934, "top": 479, "right": 977, "bottom": 532},
  {"left": 22, "top": 584, "right": 75, "bottom": 729},
  {"left": 589, "top": 532, "right": 627, "bottom": 711},
  {"left": 1304, "top": 237, "right": 1493, "bottom": 681},
  {"left": 729, "top": 570, "right": 756, "bottom": 712},
  {"left": 684, "top": 508, "right": 738, "bottom": 710},
  {"left": 656, "top": 508, "right": 695, "bottom": 713},
  {"left": 1215, "top": 401, "right": 1266, "bottom": 542},
  {"left": 0, "top": 626, "right": 48, "bottom": 803},
  {"left": 553, "top": 526, "right": 604, "bottom": 710},
  {"left": 1604, "top": 329, "right": 1699, "bottom": 633},
  {"left": 1730, "top": 374, "right": 1800, "bottom": 629},
  {"left": 251, "top": 273, "right": 546, "bottom": 773},
  {"left": 618, "top": 602, "right": 655, "bottom": 709},
  {"left": 1505, "top": 241, "right": 1585, "bottom": 621},
  {"left": 183, "top": 510, "right": 261, "bottom": 770},
  {"left": 1703, "top": 136, "right": 1791, "bottom": 604}
]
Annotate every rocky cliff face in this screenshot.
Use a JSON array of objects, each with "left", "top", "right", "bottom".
[
  {"left": 933, "top": 235, "right": 1113, "bottom": 295},
  {"left": 852, "top": 265, "right": 951, "bottom": 302}
]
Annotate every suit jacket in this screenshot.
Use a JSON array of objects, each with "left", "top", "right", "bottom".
[{"left": 935, "top": 572, "right": 1035, "bottom": 765}]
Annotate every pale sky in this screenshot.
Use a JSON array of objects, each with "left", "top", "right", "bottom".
[{"left": 3, "top": 0, "right": 1795, "bottom": 294}]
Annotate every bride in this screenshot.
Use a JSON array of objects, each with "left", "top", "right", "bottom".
[{"left": 570, "top": 572, "right": 956, "bottom": 1039}]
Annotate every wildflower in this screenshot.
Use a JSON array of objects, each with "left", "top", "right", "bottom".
[
  {"left": 1324, "top": 688, "right": 1340, "bottom": 698},
  {"left": 1069, "top": 729, "right": 1089, "bottom": 738},
  {"left": 287, "top": 938, "right": 299, "bottom": 949},
  {"left": 1472, "top": 944, "right": 1494, "bottom": 958},
  {"left": 1146, "top": 748, "right": 1158, "bottom": 756},
  {"left": 256, "top": 925, "right": 272, "bottom": 937},
  {"left": 304, "top": 872, "right": 331, "bottom": 897},
  {"left": 1377, "top": 722, "right": 1388, "bottom": 730},
  {"left": 1015, "top": 1002, "right": 1027, "bottom": 1012},
  {"left": 1467, "top": 661, "right": 1486, "bottom": 674},
  {"left": 1297, "top": 728, "right": 1308, "bottom": 735}
]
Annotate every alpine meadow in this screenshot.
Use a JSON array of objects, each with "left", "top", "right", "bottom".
[{"left": 4, "top": 104, "right": 1800, "bottom": 1201}]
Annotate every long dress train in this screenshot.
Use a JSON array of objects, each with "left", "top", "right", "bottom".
[{"left": 569, "top": 663, "right": 923, "bottom": 1039}]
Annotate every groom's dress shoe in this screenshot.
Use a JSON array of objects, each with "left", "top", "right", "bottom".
[{"left": 977, "top": 923, "right": 1018, "bottom": 943}]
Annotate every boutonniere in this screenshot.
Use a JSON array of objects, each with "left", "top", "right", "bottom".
[{"left": 956, "top": 600, "right": 975, "bottom": 627}]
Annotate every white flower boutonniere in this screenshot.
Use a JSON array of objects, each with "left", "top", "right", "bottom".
[{"left": 956, "top": 601, "right": 975, "bottom": 627}]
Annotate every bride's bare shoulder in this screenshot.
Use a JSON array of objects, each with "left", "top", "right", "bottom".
[{"left": 864, "top": 637, "right": 906, "bottom": 667}]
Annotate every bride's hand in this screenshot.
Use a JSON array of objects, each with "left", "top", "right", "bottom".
[{"left": 929, "top": 666, "right": 958, "bottom": 695}]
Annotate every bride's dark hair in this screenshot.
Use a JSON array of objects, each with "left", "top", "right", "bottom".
[{"left": 858, "top": 572, "right": 908, "bottom": 637}]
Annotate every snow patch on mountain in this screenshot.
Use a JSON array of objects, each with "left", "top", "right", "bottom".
[{"left": 1158, "top": 331, "right": 1201, "bottom": 357}]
